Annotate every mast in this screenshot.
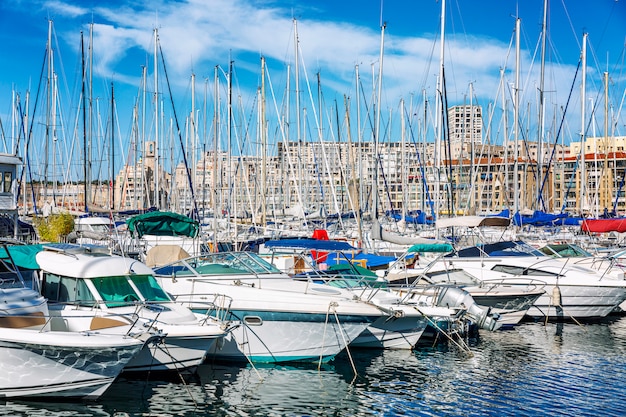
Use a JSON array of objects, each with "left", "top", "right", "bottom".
[
  {"left": 294, "top": 19, "right": 303, "bottom": 207},
  {"left": 355, "top": 64, "right": 363, "bottom": 214},
  {"left": 580, "top": 32, "right": 587, "bottom": 214},
  {"left": 227, "top": 58, "right": 234, "bottom": 243},
  {"left": 81, "top": 31, "right": 88, "bottom": 212},
  {"left": 401, "top": 98, "right": 407, "bottom": 220},
  {"left": 434, "top": 0, "right": 446, "bottom": 220},
  {"left": 212, "top": 65, "right": 219, "bottom": 252},
  {"left": 110, "top": 82, "right": 115, "bottom": 211},
  {"left": 345, "top": 95, "right": 362, "bottom": 247},
  {"left": 514, "top": 17, "right": 521, "bottom": 215},
  {"left": 153, "top": 28, "right": 160, "bottom": 209},
  {"left": 501, "top": 68, "right": 508, "bottom": 211},
  {"left": 88, "top": 23, "right": 93, "bottom": 210},
  {"left": 261, "top": 56, "right": 267, "bottom": 228},
  {"left": 141, "top": 65, "right": 148, "bottom": 209},
  {"left": 537, "top": 0, "right": 548, "bottom": 210},
  {"left": 603, "top": 71, "right": 610, "bottom": 212},
  {"left": 44, "top": 19, "right": 53, "bottom": 206},
  {"left": 469, "top": 82, "right": 475, "bottom": 214},
  {"left": 191, "top": 72, "right": 196, "bottom": 216},
  {"left": 373, "top": 22, "right": 385, "bottom": 222}
]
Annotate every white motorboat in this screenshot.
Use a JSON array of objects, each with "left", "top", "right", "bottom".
[
  {"left": 152, "top": 249, "right": 384, "bottom": 363},
  {"left": 0, "top": 327, "right": 147, "bottom": 399},
  {"left": 0, "top": 251, "right": 150, "bottom": 399},
  {"left": 384, "top": 243, "right": 545, "bottom": 328},
  {"left": 34, "top": 244, "right": 230, "bottom": 372},
  {"left": 261, "top": 238, "right": 502, "bottom": 349},
  {"left": 416, "top": 241, "right": 626, "bottom": 320}
]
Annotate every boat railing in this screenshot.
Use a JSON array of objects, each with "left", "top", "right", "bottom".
[
  {"left": 475, "top": 278, "right": 547, "bottom": 294},
  {"left": 168, "top": 292, "right": 234, "bottom": 323}
]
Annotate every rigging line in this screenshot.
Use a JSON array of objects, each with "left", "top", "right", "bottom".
[
  {"left": 158, "top": 40, "right": 199, "bottom": 219},
  {"left": 20, "top": 46, "right": 49, "bottom": 215},
  {"left": 441, "top": 66, "right": 454, "bottom": 217},
  {"left": 536, "top": 59, "right": 581, "bottom": 212},
  {"left": 403, "top": 102, "right": 435, "bottom": 220},
  {"left": 264, "top": 59, "right": 309, "bottom": 228}
]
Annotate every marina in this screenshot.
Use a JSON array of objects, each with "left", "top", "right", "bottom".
[
  {"left": 0, "top": 0, "right": 624, "bottom": 415},
  {"left": 1, "top": 318, "right": 625, "bottom": 416}
]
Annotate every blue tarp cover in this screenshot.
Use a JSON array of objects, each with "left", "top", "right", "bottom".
[
  {"left": 264, "top": 238, "right": 356, "bottom": 251},
  {"left": 323, "top": 252, "right": 396, "bottom": 268}
]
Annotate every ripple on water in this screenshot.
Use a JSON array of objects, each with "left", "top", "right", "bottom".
[{"left": 3, "top": 318, "right": 626, "bottom": 416}]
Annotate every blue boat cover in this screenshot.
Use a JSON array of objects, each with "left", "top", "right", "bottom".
[
  {"left": 264, "top": 238, "right": 356, "bottom": 251},
  {"left": 512, "top": 210, "right": 568, "bottom": 226},
  {"left": 323, "top": 252, "right": 397, "bottom": 268}
]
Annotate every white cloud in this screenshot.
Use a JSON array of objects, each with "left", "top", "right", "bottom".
[{"left": 44, "top": 0, "right": 607, "bottom": 145}]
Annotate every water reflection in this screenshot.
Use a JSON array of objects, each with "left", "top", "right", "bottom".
[{"left": 2, "top": 318, "right": 626, "bottom": 416}]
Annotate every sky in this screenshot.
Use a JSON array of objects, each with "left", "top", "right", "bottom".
[{"left": 0, "top": 0, "right": 624, "bottom": 179}]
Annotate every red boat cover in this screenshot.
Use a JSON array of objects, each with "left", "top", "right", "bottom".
[{"left": 581, "top": 218, "right": 626, "bottom": 233}]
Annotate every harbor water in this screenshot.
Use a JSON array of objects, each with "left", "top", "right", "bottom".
[{"left": 3, "top": 317, "right": 626, "bottom": 416}]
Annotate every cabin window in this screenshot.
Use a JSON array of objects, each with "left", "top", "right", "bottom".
[
  {"left": 42, "top": 273, "right": 95, "bottom": 306},
  {"left": 491, "top": 264, "right": 560, "bottom": 277}
]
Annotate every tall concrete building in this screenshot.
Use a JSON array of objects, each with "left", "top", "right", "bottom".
[{"left": 447, "top": 105, "right": 483, "bottom": 161}]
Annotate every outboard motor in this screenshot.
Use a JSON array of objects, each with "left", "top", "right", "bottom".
[{"left": 435, "top": 285, "right": 501, "bottom": 332}]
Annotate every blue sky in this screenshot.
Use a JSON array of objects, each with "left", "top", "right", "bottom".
[{"left": 0, "top": 0, "right": 624, "bottom": 179}]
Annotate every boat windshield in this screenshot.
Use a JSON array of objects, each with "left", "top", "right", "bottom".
[
  {"left": 154, "top": 251, "right": 282, "bottom": 277},
  {"left": 92, "top": 274, "right": 169, "bottom": 307},
  {"left": 425, "top": 269, "right": 479, "bottom": 285},
  {"left": 539, "top": 244, "right": 592, "bottom": 257},
  {"left": 129, "top": 275, "right": 171, "bottom": 302}
]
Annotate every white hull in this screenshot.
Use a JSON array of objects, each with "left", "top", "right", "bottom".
[
  {"left": 526, "top": 284, "right": 626, "bottom": 319},
  {"left": 206, "top": 319, "right": 369, "bottom": 362},
  {"left": 0, "top": 328, "right": 144, "bottom": 399},
  {"left": 350, "top": 315, "right": 427, "bottom": 349},
  {"left": 154, "top": 253, "right": 383, "bottom": 363},
  {"left": 47, "top": 306, "right": 225, "bottom": 372},
  {"left": 420, "top": 242, "right": 626, "bottom": 320}
]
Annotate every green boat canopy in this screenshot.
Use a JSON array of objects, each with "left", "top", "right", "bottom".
[
  {"left": 407, "top": 243, "right": 454, "bottom": 253},
  {"left": 0, "top": 244, "right": 43, "bottom": 270},
  {"left": 126, "top": 211, "right": 199, "bottom": 238}
]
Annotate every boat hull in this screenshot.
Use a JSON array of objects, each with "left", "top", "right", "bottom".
[
  {"left": 48, "top": 310, "right": 225, "bottom": 372},
  {"left": 201, "top": 309, "right": 374, "bottom": 363},
  {"left": 0, "top": 328, "right": 143, "bottom": 399},
  {"left": 350, "top": 314, "right": 427, "bottom": 349},
  {"left": 525, "top": 284, "right": 626, "bottom": 319}
]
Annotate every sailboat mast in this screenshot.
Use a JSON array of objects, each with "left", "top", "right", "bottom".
[
  {"left": 44, "top": 19, "right": 53, "bottom": 206},
  {"left": 514, "top": 17, "right": 521, "bottom": 214},
  {"left": 537, "top": 0, "right": 548, "bottom": 210},
  {"left": 81, "top": 31, "right": 88, "bottom": 212},
  {"left": 88, "top": 24, "right": 93, "bottom": 209},
  {"left": 153, "top": 28, "right": 160, "bottom": 209},
  {"left": 580, "top": 32, "right": 587, "bottom": 214},
  {"left": 261, "top": 56, "right": 267, "bottom": 228},
  {"left": 373, "top": 22, "right": 385, "bottom": 221},
  {"left": 435, "top": 0, "right": 446, "bottom": 220},
  {"left": 212, "top": 65, "right": 219, "bottom": 252},
  {"left": 110, "top": 82, "right": 115, "bottom": 211}
]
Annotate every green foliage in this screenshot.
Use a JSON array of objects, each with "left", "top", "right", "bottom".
[{"left": 34, "top": 213, "right": 75, "bottom": 242}]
